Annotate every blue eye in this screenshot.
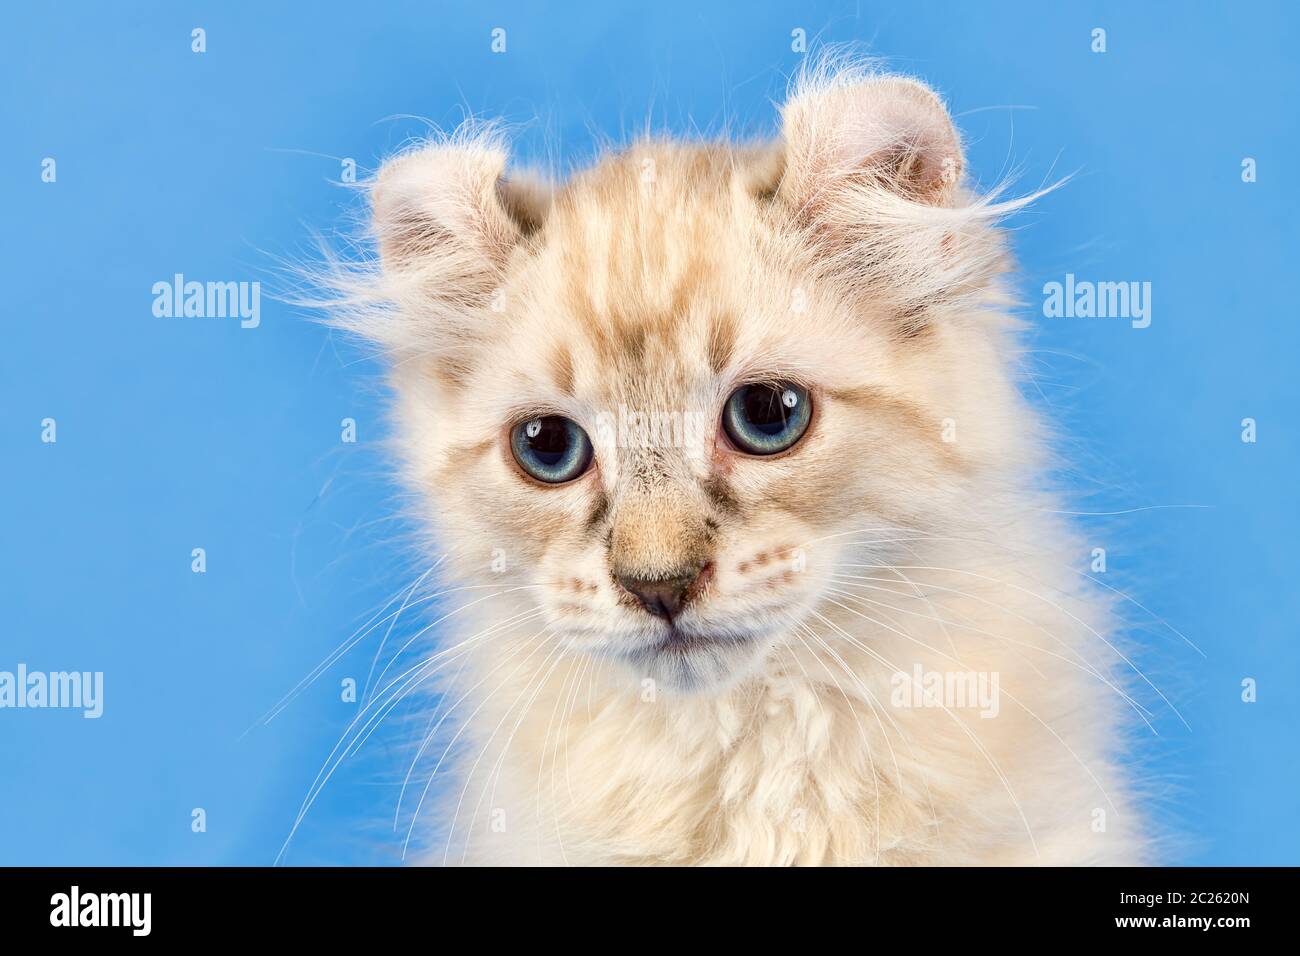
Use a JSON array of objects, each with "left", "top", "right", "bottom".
[
  {"left": 510, "top": 416, "right": 594, "bottom": 483},
  {"left": 722, "top": 383, "right": 812, "bottom": 455}
]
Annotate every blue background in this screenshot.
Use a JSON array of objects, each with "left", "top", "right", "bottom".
[{"left": 2, "top": 1, "right": 1296, "bottom": 865}]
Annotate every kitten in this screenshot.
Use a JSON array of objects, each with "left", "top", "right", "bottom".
[{"left": 334, "top": 61, "right": 1148, "bottom": 865}]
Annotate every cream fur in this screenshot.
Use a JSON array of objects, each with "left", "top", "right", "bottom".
[{"left": 325, "top": 60, "right": 1151, "bottom": 866}]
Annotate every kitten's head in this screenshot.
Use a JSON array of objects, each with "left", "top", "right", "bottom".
[{"left": 354, "top": 65, "right": 1038, "bottom": 693}]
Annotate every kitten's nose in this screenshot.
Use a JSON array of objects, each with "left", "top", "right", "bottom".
[{"left": 617, "top": 564, "right": 710, "bottom": 620}]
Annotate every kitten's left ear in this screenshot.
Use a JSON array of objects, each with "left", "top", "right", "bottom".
[
  {"left": 766, "top": 70, "right": 1004, "bottom": 327},
  {"left": 776, "top": 72, "right": 964, "bottom": 212}
]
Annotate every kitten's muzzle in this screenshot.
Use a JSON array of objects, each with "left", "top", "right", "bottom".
[{"left": 616, "top": 562, "right": 713, "bottom": 621}]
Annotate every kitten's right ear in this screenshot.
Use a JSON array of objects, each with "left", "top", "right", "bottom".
[{"left": 368, "top": 136, "right": 551, "bottom": 352}]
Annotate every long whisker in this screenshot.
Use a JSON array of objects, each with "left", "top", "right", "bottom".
[
  {"left": 811, "top": 523, "right": 1204, "bottom": 656},
  {"left": 806, "top": 606, "right": 1040, "bottom": 858},
  {"left": 823, "top": 576, "right": 1156, "bottom": 730},
  {"left": 465, "top": 644, "right": 573, "bottom": 865},
  {"left": 276, "top": 603, "right": 545, "bottom": 864},
  {"left": 819, "top": 587, "right": 1122, "bottom": 816},
  {"left": 439, "top": 633, "right": 569, "bottom": 865},
  {"left": 402, "top": 625, "right": 558, "bottom": 860},
  {"left": 785, "top": 628, "right": 883, "bottom": 864},
  {"left": 348, "top": 607, "right": 549, "bottom": 762},
  {"left": 536, "top": 648, "right": 593, "bottom": 865},
  {"left": 362, "top": 563, "right": 440, "bottom": 702},
  {"left": 394, "top": 613, "right": 552, "bottom": 832},
  {"left": 848, "top": 563, "right": 1190, "bottom": 730},
  {"left": 366, "top": 584, "right": 549, "bottom": 702}
]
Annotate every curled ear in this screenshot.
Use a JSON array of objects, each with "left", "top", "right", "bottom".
[
  {"left": 767, "top": 67, "right": 1008, "bottom": 330},
  {"left": 366, "top": 132, "right": 551, "bottom": 363},
  {"left": 778, "top": 73, "right": 964, "bottom": 212}
]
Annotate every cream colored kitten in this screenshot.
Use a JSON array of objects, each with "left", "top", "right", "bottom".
[{"left": 334, "top": 61, "right": 1148, "bottom": 865}]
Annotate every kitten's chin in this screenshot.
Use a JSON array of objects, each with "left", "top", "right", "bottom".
[{"left": 617, "top": 628, "right": 773, "bottom": 695}]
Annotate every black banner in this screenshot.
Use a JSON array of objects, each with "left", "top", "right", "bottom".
[{"left": 0, "top": 866, "right": 1282, "bottom": 941}]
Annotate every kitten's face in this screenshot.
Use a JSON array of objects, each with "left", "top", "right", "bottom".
[{"left": 369, "top": 73, "right": 1026, "bottom": 693}]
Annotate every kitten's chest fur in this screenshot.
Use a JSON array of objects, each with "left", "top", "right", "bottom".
[{"left": 434, "top": 586, "right": 1144, "bottom": 867}]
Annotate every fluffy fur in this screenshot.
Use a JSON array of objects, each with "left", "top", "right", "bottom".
[{"left": 328, "top": 60, "right": 1150, "bottom": 865}]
